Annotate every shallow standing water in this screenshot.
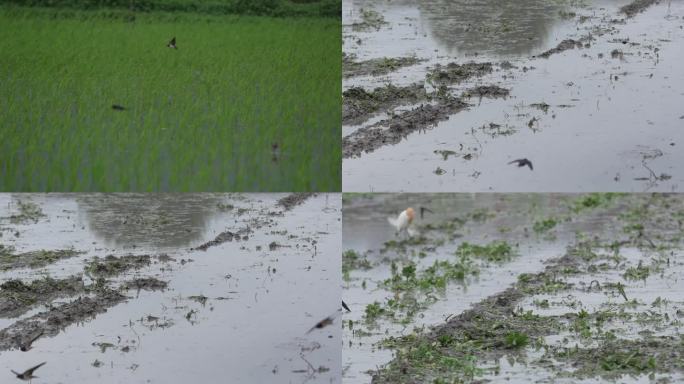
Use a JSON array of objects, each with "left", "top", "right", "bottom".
[
  {"left": 343, "top": 0, "right": 684, "bottom": 192},
  {"left": 0, "top": 193, "right": 340, "bottom": 384}
]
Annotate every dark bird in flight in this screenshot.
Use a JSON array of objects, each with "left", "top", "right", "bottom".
[
  {"left": 508, "top": 158, "right": 533, "bottom": 170},
  {"left": 342, "top": 300, "right": 351, "bottom": 312},
  {"left": 111, "top": 104, "right": 126, "bottom": 111},
  {"left": 306, "top": 310, "right": 343, "bottom": 334},
  {"left": 11, "top": 362, "right": 46, "bottom": 382},
  {"left": 20, "top": 331, "right": 43, "bottom": 352},
  {"left": 307, "top": 316, "right": 334, "bottom": 333},
  {"left": 167, "top": 37, "right": 177, "bottom": 49},
  {"left": 419, "top": 207, "right": 434, "bottom": 219}
]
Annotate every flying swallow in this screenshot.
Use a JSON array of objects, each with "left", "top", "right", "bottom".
[
  {"left": 20, "top": 331, "right": 43, "bottom": 352},
  {"left": 167, "top": 37, "right": 177, "bottom": 49},
  {"left": 342, "top": 300, "right": 351, "bottom": 312},
  {"left": 111, "top": 104, "right": 126, "bottom": 111},
  {"left": 11, "top": 362, "right": 46, "bottom": 382},
  {"left": 508, "top": 158, "right": 533, "bottom": 170},
  {"left": 306, "top": 310, "right": 342, "bottom": 334}
]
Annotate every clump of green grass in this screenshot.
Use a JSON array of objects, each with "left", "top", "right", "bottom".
[
  {"left": 571, "top": 193, "right": 620, "bottom": 213},
  {"left": 0, "top": 8, "right": 340, "bottom": 191},
  {"left": 364, "top": 301, "right": 387, "bottom": 323},
  {"left": 455, "top": 241, "right": 516, "bottom": 263},
  {"left": 504, "top": 331, "right": 528, "bottom": 349},
  {"left": 84, "top": 254, "right": 151, "bottom": 277},
  {"left": 623, "top": 262, "right": 651, "bottom": 280},
  {"left": 533, "top": 217, "right": 557, "bottom": 233}
]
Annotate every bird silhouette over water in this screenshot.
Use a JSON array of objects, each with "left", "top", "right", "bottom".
[
  {"left": 167, "top": 37, "right": 177, "bottom": 49},
  {"left": 508, "top": 158, "right": 533, "bottom": 170},
  {"left": 306, "top": 310, "right": 343, "bottom": 334},
  {"left": 342, "top": 300, "right": 351, "bottom": 312},
  {"left": 11, "top": 362, "right": 45, "bottom": 382},
  {"left": 20, "top": 331, "right": 43, "bottom": 352}
]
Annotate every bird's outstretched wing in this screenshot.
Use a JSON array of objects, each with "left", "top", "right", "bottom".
[{"left": 24, "top": 362, "right": 46, "bottom": 375}]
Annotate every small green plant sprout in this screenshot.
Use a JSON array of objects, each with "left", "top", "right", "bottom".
[{"left": 504, "top": 331, "right": 529, "bottom": 349}]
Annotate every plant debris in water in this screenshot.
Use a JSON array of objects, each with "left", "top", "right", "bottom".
[
  {"left": 84, "top": 254, "right": 152, "bottom": 278},
  {"left": 426, "top": 62, "right": 493, "bottom": 85}
]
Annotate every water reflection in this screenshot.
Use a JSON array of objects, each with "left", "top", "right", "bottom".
[{"left": 75, "top": 194, "right": 222, "bottom": 249}]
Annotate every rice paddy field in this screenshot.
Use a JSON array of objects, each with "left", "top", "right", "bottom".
[{"left": 0, "top": 2, "right": 341, "bottom": 191}]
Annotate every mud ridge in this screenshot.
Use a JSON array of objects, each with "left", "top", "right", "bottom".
[
  {"left": 343, "top": 83, "right": 427, "bottom": 125},
  {"left": 277, "top": 193, "right": 315, "bottom": 211},
  {"left": 426, "top": 62, "right": 493, "bottom": 85},
  {"left": 344, "top": 54, "right": 424, "bottom": 78},
  {"left": 535, "top": 38, "right": 587, "bottom": 58},
  {"left": 0, "top": 289, "right": 127, "bottom": 351},
  {"left": 0, "top": 246, "right": 82, "bottom": 271},
  {"left": 343, "top": 98, "right": 470, "bottom": 159},
  {"left": 193, "top": 227, "right": 252, "bottom": 251},
  {"left": 620, "top": 0, "right": 659, "bottom": 18},
  {"left": 0, "top": 276, "right": 84, "bottom": 318}
]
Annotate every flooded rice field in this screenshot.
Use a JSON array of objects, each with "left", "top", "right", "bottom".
[
  {"left": 0, "top": 193, "right": 340, "bottom": 383},
  {"left": 342, "top": 193, "right": 684, "bottom": 383},
  {"left": 342, "top": 0, "right": 684, "bottom": 192}
]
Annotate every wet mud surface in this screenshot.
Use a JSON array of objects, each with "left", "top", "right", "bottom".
[
  {"left": 0, "top": 193, "right": 340, "bottom": 383},
  {"left": 343, "top": 0, "right": 684, "bottom": 192},
  {"left": 343, "top": 193, "right": 684, "bottom": 383}
]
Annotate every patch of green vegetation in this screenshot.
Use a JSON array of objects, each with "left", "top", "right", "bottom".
[
  {"left": 623, "top": 261, "right": 651, "bottom": 281},
  {"left": 382, "top": 256, "right": 477, "bottom": 294},
  {"left": 84, "top": 254, "right": 151, "bottom": 277},
  {"left": 570, "top": 193, "right": 621, "bottom": 213},
  {"left": 549, "top": 337, "right": 676, "bottom": 380},
  {"left": 504, "top": 331, "right": 529, "bottom": 349},
  {"left": 364, "top": 301, "right": 388, "bottom": 323},
  {"left": 377, "top": 334, "right": 482, "bottom": 384},
  {"left": 342, "top": 250, "right": 372, "bottom": 280},
  {"left": 455, "top": 241, "right": 516, "bottom": 263},
  {"left": 0, "top": 6, "right": 340, "bottom": 191},
  {"left": 533, "top": 217, "right": 558, "bottom": 234}
]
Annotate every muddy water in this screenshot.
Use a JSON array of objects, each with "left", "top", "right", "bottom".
[
  {"left": 343, "top": 0, "right": 684, "bottom": 192},
  {"left": 342, "top": 194, "right": 684, "bottom": 383},
  {"left": 0, "top": 193, "right": 340, "bottom": 384}
]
